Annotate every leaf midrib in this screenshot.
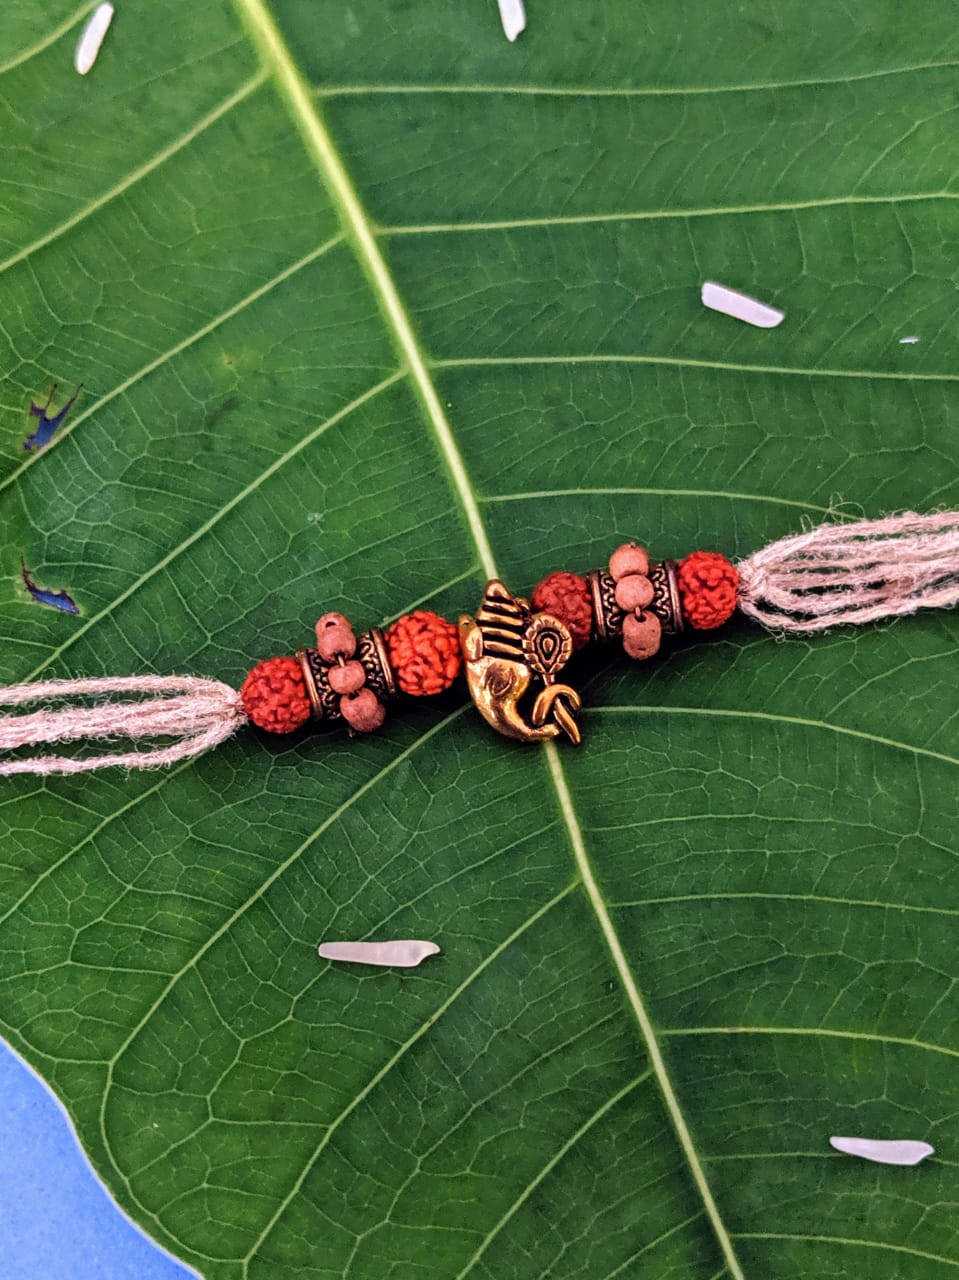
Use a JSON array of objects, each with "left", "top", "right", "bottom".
[
  {"left": 231, "top": 3, "right": 746, "bottom": 1277},
  {"left": 232, "top": 0, "right": 496, "bottom": 584}
]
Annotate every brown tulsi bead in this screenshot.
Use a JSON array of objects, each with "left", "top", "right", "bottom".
[
  {"left": 622, "top": 611, "right": 662, "bottom": 660},
  {"left": 327, "top": 660, "right": 366, "bottom": 695},
  {"left": 315, "top": 612, "right": 357, "bottom": 662},
  {"left": 340, "top": 688, "right": 386, "bottom": 732},
  {"left": 609, "top": 542, "right": 650, "bottom": 581},
  {"left": 614, "top": 574, "right": 654, "bottom": 612}
]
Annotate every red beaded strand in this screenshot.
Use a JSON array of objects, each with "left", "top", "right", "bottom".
[
  {"left": 240, "top": 657, "right": 311, "bottom": 734},
  {"left": 529, "top": 572, "right": 593, "bottom": 650},
  {"left": 386, "top": 610, "right": 462, "bottom": 696},
  {"left": 677, "top": 552, "right": 738, "bottom": 630},
  {"left": 241, "top": 542, "right": 740, "bottom": 738}
]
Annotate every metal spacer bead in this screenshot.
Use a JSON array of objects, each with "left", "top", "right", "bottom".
[
  {"left": 297, "top": 648, "right": 339, "bottom": 722},
  {"left": 357, "top": 626, "right": 397, "bottom": 703},
  {"left": 587, "top": 568, "right": 624, "bottom": 643},
  {"left": 647, "top": 559, "right": 685, "bottom": 636}
]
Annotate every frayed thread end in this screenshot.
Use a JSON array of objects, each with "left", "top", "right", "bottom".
[
  {"left": 0, "top": 674, "right": 246, "bottom": 776},
  {"left": 737, "top": 511, "right": 959, "bottom": 633}
]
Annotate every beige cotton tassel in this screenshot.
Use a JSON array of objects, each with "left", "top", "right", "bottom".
[{"left": 738, "top": 511, "right": 959, "bottom": 633}]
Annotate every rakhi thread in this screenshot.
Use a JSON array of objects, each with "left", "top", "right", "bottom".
[
  {"left": 737, "top": 511, "right": 959, "bottom": 632},
  {"left": 4, "top": 511, "right": 959, "bottom": 775},
  {"left": 0, "top": 675, "right": 245, "bottom": 776}
]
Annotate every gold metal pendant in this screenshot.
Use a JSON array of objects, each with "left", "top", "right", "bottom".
[{"left": 459, "top": 580, "right": 582, "bottom": 744}]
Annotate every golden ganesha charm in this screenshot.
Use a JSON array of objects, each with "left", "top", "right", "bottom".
[{"left": 459, "top": 580, "right": 582, "bottom": 744}]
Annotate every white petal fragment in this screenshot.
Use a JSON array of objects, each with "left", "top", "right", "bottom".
[
  {"left": 899, "top": 336, "right": 920, "bottom": 344},
  {"left": 829, "top": 1136, "right": 934, "bottom": 1166},
  {"left": 318, "top": 939, "right": 440, "bottom": 968},
  {"left": 701, "top": 280, "right": 785, "bottom": 329},
  {"left": 498, "top": 0, "right": 527, "bottom": 42},
  {"left": 74, "top": 3, "right": 114, "bottom": 75}
]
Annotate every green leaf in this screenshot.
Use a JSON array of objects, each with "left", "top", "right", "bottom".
[{"left": 2, "top": 1, "right": 959, "bottom": 1276}]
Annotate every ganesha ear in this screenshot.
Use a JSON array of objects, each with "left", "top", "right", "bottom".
[{"left": 459, "top": 616, "right": 483, "bottom": 661}]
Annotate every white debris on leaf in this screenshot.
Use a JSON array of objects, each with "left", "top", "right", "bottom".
[
  {"left": 74, "top": 2, "right": 114, "bottom": 75},
  {"left": 498, "top": 0, "right": 526, "bottom": 42},
  {"left": 899, "top": 336, "right": 920, "bottom": 344},
  {"left": 701, "top": 280, "right": 785, "bottom": 329},
  {"left": 829, "top": 1136, "right": 934, "bottom": 1166},
  {"left": 318, "top": 939, "right": 440, "bottom": 968}
]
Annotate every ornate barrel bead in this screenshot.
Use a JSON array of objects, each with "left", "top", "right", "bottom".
[
  {"left": 297, "top": 647, "right": 340, "bottom": 722},
  {"left": 588, "top": 560, "right": 685, "bottom": 641},
  {"left": 297, "top": 626, "right": 396, "bottom": 727}
]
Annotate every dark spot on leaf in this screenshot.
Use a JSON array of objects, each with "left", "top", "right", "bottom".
[
  {"left": 204, "top": 395, "right": 242, "bottom": 431},
  {"left": 23, "top": 384, "right": 81, "bottom": 452},
  {"left": 20, "top": 558, "right": 80, "bottom": 615}
]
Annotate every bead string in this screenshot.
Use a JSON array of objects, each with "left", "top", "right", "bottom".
[
  {"left": 240, "top": 542, "right": 736, "bottom": 736},
  {"left": 4, "top": 513, "right": 958, "bottom": 774}
]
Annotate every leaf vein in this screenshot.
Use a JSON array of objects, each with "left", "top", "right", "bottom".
[
  {"left": 240, "top": 883, "right": 577, "bottom": 1275},
  {"left": 380, "top": 193, "right": 959, "bottom": 235},
  {"left": 591, "top": 705, "right": 959, "bottom": 769},
  {"left": 433, "top": 355, "right": 959, "bottom": 385},
  {"left": 0, "top": 72, "right": 268, "bottom": 278},
  {"left": 482, "top": 488, "right": 847, "bottom": 518},
  {"left": 454, "top": 1071, "right": 653, "bottom": 1279},
  {"left": 0, "top": 234, "right": 344, "bottom": 498},
  {"left": 610, "top": 891, "right": 959, "bottom": 919},
  {"left": 98, "top": 711, "right": 467, "bottom": 1197},
  {"left": 733, "top": 1232, "right": 959, "bottom": 1267},
  {"left": 318, "top": 61, "right": 959, "bottom": 98},
  {"left": 0, "top": 2, "right": 91, "bottom": 77},
  {"left": 664, "top": 1025, "right": 959, "bottom": 1061},
  {"left": 20, "top": 369, "right": 402, "bottom": 681}
]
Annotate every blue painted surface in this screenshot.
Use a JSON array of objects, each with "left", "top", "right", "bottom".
[{"left": 0, "top": 1037, "right": 196, "bottom": 1280}]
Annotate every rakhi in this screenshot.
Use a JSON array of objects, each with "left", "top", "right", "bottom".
[{"left": 3, "top": 510, "right": 959, "bottom": 776}]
